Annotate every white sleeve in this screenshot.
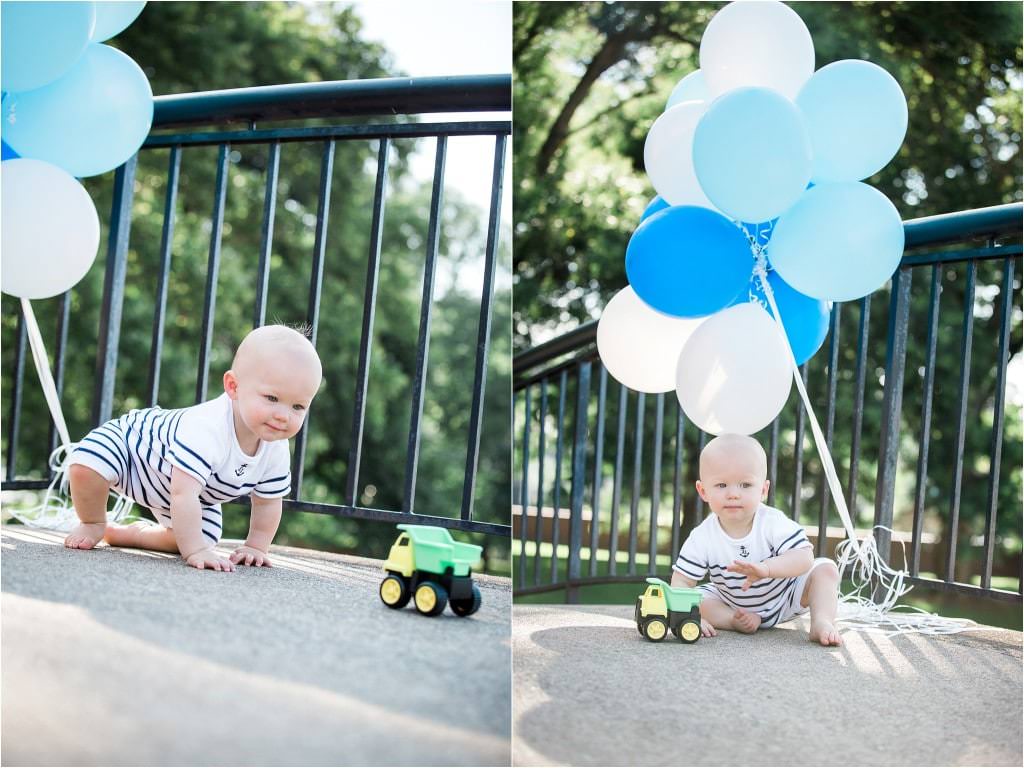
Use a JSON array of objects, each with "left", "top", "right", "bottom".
[
  {"left": 252, "top": 441, "right": 292, "bottom": 499},
  {"left": 769, "top": 511, "right": 812, "bottom": 556},
  {"left": 673, "top": 526, "right": 708, "bottom": 582},
  {"left": 167, "top": 406, "right": 227, "bottom": 485}
]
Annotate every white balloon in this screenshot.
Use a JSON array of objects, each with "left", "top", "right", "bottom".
[
  {"left": 699, "top": 1, "right": 815, "bottom": 101},
  {"left": 644, "top": 100, "right": 715, "bottom": 209},
  {"left": 598, "top": 286, "right": 705, "bottom": 394},
  {"left": 676, "top": 302, "right": 792, "bottom": 435},
  {"left": 1, "top": 159, "right": 100, "bottom": 299},
  {"left": 666, "top": 70, "right": 708, "bottom": 110}
]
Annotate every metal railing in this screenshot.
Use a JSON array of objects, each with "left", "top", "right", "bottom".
[
  {"left": 513, "top": 204, "right": 1022, "bottom": 600},
  {"left": 2, "top": 75, "right": 511, "bottom": 538}
]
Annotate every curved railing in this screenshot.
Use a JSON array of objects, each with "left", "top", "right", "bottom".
[{"left": 513, "top": 203, "right": 1022, "bottom": 599}]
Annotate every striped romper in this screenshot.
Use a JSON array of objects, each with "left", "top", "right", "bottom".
[
  {"left": 69, "top": 393, "right": 291, "bottom": 545},
  {"left": 673, "top": 504, "right": 824, "bottom": 628}
]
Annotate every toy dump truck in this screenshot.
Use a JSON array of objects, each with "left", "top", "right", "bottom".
[
  {"left": 378, "top": 524, "right": 483, "bottom": 617},
  {"left": 635, "top": 577, "right": 703, "bottom": 643}
]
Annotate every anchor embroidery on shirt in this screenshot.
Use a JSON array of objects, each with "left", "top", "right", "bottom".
[
  {"left": 235, "top": 464, "right": 249, "bottom": 477},
  {"left": 738, "top": 545, "right": 750, "bottom": 558}
]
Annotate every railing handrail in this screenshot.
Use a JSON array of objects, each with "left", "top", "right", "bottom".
[
  {"left": 152, "top": 74, "right": 512, "bottom": 129},
  {"left": 514, "top": 203, "right": 1023, "bottom": 378}
]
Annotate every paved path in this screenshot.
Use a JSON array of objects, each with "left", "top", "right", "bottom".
[
  {"left": 1, "top": 525, "right": 511, "bottom": 766},
  {"left": 513, "top": 604, "right": 1022, "bottom": 767}
]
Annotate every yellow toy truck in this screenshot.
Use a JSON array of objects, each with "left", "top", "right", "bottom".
[
  {"left": 635, "top": 577, "right": 704, "bottom": 643},
  {"left": 378, "top": 524, "right": 483, "bottom": 617}
]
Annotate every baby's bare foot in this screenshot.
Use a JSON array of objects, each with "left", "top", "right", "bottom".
[
  {"left": 64, "top": 522, "right": 107, "bottom": 549},
  {"left": 810, "top": 618, "right": 843, "bottom": 646},
  {"left": 104, "top": 521, "right": 153, "bottom": 548},
  {"left": 732, "top": 608, "right": 762, "bottom": 634}
]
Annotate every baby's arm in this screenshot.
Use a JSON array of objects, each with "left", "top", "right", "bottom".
[
  {"left": 230, "top": 494, "right": 282, "bottom": 567},
  {"left": 728, "top": 547, "right": 813, "bottom": 590},
  {"left": 169, "top": 468, "right": 235, "bottom": 571}
]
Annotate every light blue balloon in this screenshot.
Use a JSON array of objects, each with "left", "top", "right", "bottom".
[
  {"left": 91, "top": 1, "right": 147, "bottom": 42},
  {"left": 768, "top": 182, "right": 905, "bottom": 302},
  {"left": 3, "top": 45, "right": 153, "bottom": 178},
  {"left": 626, "top": 206, "right": 753, "bottom": 318},
  {"left": 693, "top": 87, "right": 812, "bottom": 223},
  {"left": 731, "top": 269, "right": 829, "bottom": 365},
  {"left": 797, "top": 59, "right": 907, "bottom": 183},
  {"left": 1, "top": 2, "right": 95, "bottom": 93},
  {"left": 640, "top": 195, "right": 670, "bottom": 222},
  {"left": 666, "top": 70, "right": 708, "bottom": 110}
]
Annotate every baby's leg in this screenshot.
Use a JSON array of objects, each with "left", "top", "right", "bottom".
[
  {"left": 65, "top": 464, "right": 112, "bottom": 549},
  {"left": 700, "top": 596, "right": 761, "bottom": 634},
  {"left": 800, "top": 559, "right": 842, "bottom": 646},
  {"left": 105, "top": 520, "right": 179, "bottom": 553}
]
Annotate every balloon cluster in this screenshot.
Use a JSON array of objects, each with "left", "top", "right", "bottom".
[
  {"left": 1, "top": 1, "right": 152, "bottom": 300},
  {"left": 598, "top": 0, "right": 907, "bottom": 436}
]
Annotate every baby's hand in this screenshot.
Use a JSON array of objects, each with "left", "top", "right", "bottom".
[
  {"left": 701, "top": 618, "right": 717, "bottom": 638},
  {"left": 230, "top": 545, "right": 272, "bottom": 568},
  {"left": 726, "top": 559, "right": 770, "bottom": 590},
  {"left": 185, "top": 548, "right": 235, "bottom": 572}
]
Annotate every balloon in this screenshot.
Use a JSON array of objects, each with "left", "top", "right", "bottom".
[
  {"left": 1, "top": 159, "right": 100, "bottom": 300},
  {"left": 699, "top": 0, "right": 814, "bottom": 101},
  {"left": 2, "top": 45, "right": 153, "bottom": 178},
  {"left": 666, "top": 70, "right": 707, "bottom": 110},
  {"left": 732, "top": 270, "right": 830, "bottom": 365},
  {"left": 676, "top": 302, "right": 793, "bottom": 435},
  {"left": 797, "top": 59, "right": 908, "bottom": 183},
  {"left": 91, "top": 1, "right": 146, "bottom": 42},
  {"left": 1, "top": 140, "right": 19, "bottom": 160},
  {"left": 645, "top": 100, "right": 716, "bottom": 210},
  {"left": 626, "top": 206, "right": 752, "bottom": 318},
  {"left": 1, "top": 1, "right": 95, "bottom": 93},
  {"left": 693, "top": 87, "right": 812, "bottom": 223},
  {"left": 597, "top": 286, "right": 706, "bottom": 394},
  {"left": 640, "top": 196, "right": 670, "bottom": 223},
  {"left": 768, "top": 182, "right": 905, "bottom": 302}
]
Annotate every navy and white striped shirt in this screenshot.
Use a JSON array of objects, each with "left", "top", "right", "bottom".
[
  {"left": 673, "top": 504, "right": 812, "bottom": 627},
  {"left": 82, "top": 393, "right": 292, "bottom": 511}
]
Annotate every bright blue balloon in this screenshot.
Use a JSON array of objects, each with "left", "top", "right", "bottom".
[
  {"left": 2, "top": 45, "right": 153, "bottom": 178},
  {"left": 797, "top": 59, "right": 907, "bottom": 183},
  {"left": 626, "top": 206, "right": 752, "bottom": 317},
  {"left": 731, "top": 270, "right": 829, "bottom": 365},
  {"left": 640, "top": 196, "right": 670, "bottom": 222},
  {"left": 768, "top": 182, "right": 905, "bottom": 302},
  {"left": 91, "top": 1, "right": 147, "bottom": 42},
  {"left": 1, "top": 2, "right": 95, "bottom": 93},
  {"left": 693, "top": 87, "right": 812, "bottom": 223}
]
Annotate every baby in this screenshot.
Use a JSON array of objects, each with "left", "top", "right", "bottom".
[
  {"left": 63, "top": 324, "right": 323, "bottom": 572},
  {"left": 671, "top": 433, "right": 842, "bottom": 646}
]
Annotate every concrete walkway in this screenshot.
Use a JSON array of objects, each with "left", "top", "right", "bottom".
[
  {"left": 513, "top": 605, "right": 1022, "bottom": 767},
  {"left": 1, "top": 524, "right": 511, "bottom": 767}
]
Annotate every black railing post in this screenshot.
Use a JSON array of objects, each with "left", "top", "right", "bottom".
[
  {"left": 93, "top": 153, "right": 137, "bottom": 427},
  {"left": 566, "top": 361, "right": 591, "bottom": 604},
  {"left": 873, "top": 267, "right": 912, "bottom": 566}
]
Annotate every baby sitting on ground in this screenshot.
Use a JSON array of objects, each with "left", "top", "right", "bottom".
[
  {"left": 63, "top": 324, "right": 323, "bottom": 572},
  {"left": 671, "top": 433, "right": 843, "bottom": 646}
]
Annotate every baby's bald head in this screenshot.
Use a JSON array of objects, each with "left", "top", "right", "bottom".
[
  {"left": 699, "top": 433, "right": 767, "bottom": 483},
  {"left": 231, "top": 325, "right": 322, "bottom": 392}
]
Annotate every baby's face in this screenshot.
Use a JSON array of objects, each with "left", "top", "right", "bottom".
[
  {"left": 230, "top": 358, "right": 321, "bottom": 444},
  {"left": 696, "top": 448, "right": 769, "bottom": 525}
]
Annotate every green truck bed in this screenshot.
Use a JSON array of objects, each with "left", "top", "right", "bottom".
[
  {"left": 646, "top": 577, "right": 703, "bottom": 613},
  {"left": 398, "top": 524, "right": 482, "bottom": 577}
]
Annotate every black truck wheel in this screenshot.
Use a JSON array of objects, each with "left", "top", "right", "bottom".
[
  {"left": 379, "top": 575, "right": 410, "bottom": 609},
  {"left": 634, "top": 600, "right": 644, "bottom": 635},
  {"left": 414, "top": 581, "right": 448, "bottom": 617},
  {"left": 643, "top": 617, "right": 668, "bottom": 642},
  {"left": 450, "top": 584, "right": 482, "bottom": 617},
  {"left": 677, "top": 619, "right": 701, "bottom": 643}
]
